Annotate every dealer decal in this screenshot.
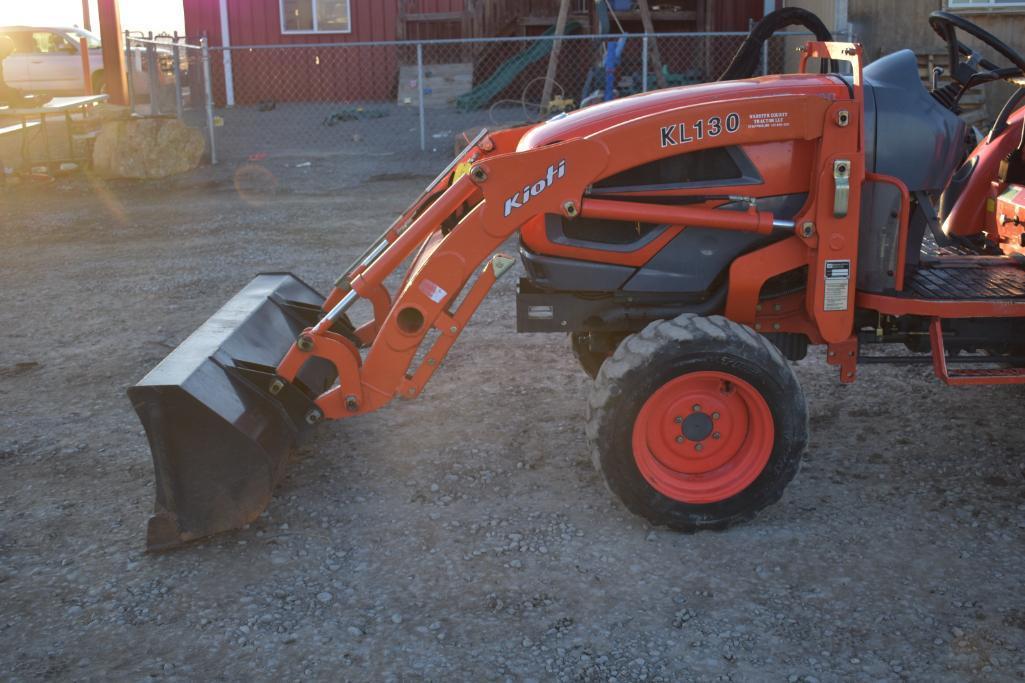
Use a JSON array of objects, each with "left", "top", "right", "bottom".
[
  {"left": 659, "top": 113, "right": 740, "bottom": 147},
  {"left": 503, "top": 160, "right": 566, "bottom": 217},
  {"left": 748, "top": 111, "right": 791, "bottom": 129}
]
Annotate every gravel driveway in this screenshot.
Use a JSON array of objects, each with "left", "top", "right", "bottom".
[{"left": 2, "top": 154, "right": 1024, "bottom": 682}]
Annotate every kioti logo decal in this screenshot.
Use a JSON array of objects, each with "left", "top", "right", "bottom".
[{"left": 504, "top": 160, "right": 567, "bottom": 217}]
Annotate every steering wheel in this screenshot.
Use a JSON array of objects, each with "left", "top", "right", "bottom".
[{"left": 929, "top": 11, "right": 1025, "bottom": 90}]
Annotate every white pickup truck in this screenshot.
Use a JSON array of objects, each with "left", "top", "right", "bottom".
[{"left": 0, "top": 25, "right": 179, "bottom": 97}]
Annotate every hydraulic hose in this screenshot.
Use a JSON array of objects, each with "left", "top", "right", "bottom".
[{"left": 718, "top": 7, "right": 835, "bottom": 81}]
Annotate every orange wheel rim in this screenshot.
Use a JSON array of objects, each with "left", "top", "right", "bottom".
[{"left": 632, "top": 371, "right": 774, "bottom": 504}]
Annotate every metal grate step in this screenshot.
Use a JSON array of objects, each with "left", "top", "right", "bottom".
[
  {"left": 903, "top": 264, "right": 1025, "bottom": 301},
  {"left": 929, "top": 319, "right": 1025, "bottom": 385}
]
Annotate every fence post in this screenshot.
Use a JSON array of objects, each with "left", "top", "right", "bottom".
[
  {"left": 201, "top": 35, "right": 218, "bottom": 165},
  {"left": 416, "top": 41, "right": 426, "bottom": 152},
  {"left": 171, "top": 32, "right": 184, "bottom": 120},
  {"left": 146, "top": 32, "right": 160, "bottom": 115},
  {"left": 641, "top": 35, "right": 649, "bottom": 93},
  {"left": 762, "top": 36, "right": 770, "bottom": 75},
  {"left": 124, "top": 31, "right": 136, "bottom": 114}
]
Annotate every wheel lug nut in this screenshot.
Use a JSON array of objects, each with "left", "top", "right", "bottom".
[
  {"left": 712, "top": 432, "right": 721, "bottom": 440},
  {"left": 675, "top": 435, "right": 684, "bottom": 443},
  {"left": 712, "top": 412, "right": 720, "bottom": 420},
  {"left": 692, "top": 404, "right": 701, "bottom": 412},
  {"left": 694, "top": 443, "right": 704, "bottom": 452}
]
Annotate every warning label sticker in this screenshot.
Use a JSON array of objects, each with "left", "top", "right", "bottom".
[
  {"left": 823, "top": 260, "right": 850, "bottom": 312},
  {"left": 419, "top": 279, "right": 448, "bottom": 303}
]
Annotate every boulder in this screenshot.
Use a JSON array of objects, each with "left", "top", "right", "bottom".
[{"left": 92, "top": 117, "right": 205, "bottom": 179}]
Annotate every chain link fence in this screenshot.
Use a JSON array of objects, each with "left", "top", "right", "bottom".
[
  {"left": 125, "top": 33, "right": 218, "bottom": 162},
  {"left": 128, "top": 31, "right": 811, "bottom": 165}
]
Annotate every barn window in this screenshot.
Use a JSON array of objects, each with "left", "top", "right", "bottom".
[
  {"left": 281, "top": 0, "right": 352, "bottom": 33},
  {"left": 947, "top": 0, "right": 1025, "bottom": 7}
]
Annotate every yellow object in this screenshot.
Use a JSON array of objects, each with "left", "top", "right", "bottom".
[
  {"left": 213, "top": 116, "right": 224, "bottom": 127},
  {"left": 453, "top": 161, "right": 473, "bottom": 182},
  {"left": 546, "top": 96, "right": 576, "bottom": 114}
]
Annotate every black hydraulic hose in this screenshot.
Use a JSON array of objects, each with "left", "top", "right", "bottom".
[
  {"left": 988, "top": 87, "right": 1025, "bottom": 143},
  {"left": 718, "top": 7, "right": 834, "bottom": 81}
]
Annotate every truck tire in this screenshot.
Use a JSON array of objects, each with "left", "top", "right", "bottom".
[{"left": 585, "top": 314, "right": 807, "bottom": 531}]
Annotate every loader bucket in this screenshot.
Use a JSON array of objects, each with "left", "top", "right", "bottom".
[{"left": 128, "top": 273, "right": 337, "bottom": 551}]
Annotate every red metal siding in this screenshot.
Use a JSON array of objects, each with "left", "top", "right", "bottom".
[
  {"left": 183, "top": 0, "right": 222, "bottom": 45},
  {"left": 180, "top": 0, "right": 775, "bottom": 106},
  {"left": 185, "top": 0, "right": 401, "bottom": 45},
  {"left": 183, "top": 0, "right": 401, "bottom": 104}
]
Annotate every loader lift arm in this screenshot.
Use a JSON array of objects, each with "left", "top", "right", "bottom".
[{"left": 274, "top": 46, "right": 866, "bottom": 421}]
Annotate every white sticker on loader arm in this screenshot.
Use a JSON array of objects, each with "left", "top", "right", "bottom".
[
  {"left": 419, "top": 279, "right": 448, "bottom": 303},
  {"left": 823, "top": 260, "right": 850, "bottom": 312}
]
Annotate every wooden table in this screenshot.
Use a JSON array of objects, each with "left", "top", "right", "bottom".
[{"left": 0, "top": 94, "right": 108, "bottom": 170}]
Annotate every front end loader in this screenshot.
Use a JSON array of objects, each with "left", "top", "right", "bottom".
[{"left": 131, "top": 10, "right": 1025, "bottom": 550}]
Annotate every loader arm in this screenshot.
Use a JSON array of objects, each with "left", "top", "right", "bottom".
[{"left": 275, "top": 48, "right": 865, "bottom": 420}]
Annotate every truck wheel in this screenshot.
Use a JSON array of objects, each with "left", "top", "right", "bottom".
[{"left": 586, "top": 314, "right": 807, "bottom": 531}]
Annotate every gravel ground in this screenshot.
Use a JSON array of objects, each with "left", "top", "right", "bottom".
[{"left": 2, "top": 153, "right": 1025, "bottom": 682}]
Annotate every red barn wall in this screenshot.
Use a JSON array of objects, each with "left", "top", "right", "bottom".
[
  {"left": 182, "top": 0, "right": 402, "bottom": 105},
  {"left": 181, "top": 0, "right": 780, "bottom": 106}
]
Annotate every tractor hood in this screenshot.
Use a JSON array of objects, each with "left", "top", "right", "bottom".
[
  {"left": 518, "top": 73, "right": 851, "bottom": 151},
  {"left": 520, "top": 51, "right": 965, "bottom": 195}
]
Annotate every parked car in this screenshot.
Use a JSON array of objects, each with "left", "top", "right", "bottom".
[{"left": 0, "top": 25, "right": 180, "bottom": 98}]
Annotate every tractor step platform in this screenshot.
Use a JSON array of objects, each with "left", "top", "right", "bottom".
[{"left": 901, "top": 263, "right": 1025, "bottom": 300}]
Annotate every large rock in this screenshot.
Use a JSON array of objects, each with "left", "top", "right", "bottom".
[{"left": 92, "top": 117, "right": 205, "bottom": 179}]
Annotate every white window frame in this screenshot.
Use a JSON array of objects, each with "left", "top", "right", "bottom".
[
  {"left": 280, "top": 0, "right": 353, "bottom": 35},
  {"left": 947, "top": 0, "right": 1025, "bottom": 10}
]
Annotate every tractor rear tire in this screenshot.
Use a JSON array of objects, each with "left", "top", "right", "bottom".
[{"left": 586, "top": 314, "right": 807, "bottom": 531}]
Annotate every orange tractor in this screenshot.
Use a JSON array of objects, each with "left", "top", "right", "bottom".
[{"left": 131, "top": 11, "right": 1025, "bottom": 550}]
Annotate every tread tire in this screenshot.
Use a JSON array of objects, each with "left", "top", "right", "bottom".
[{"left": 585, "top": 313, "right": 807, "bottom": 531}]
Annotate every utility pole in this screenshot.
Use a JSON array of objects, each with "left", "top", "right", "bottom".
[
  {"left": 97, "top": 0, "right": 128, "bottom": 105},
  {"left": 637, "top": 0, "right": 667, "bottom": 89},
  {"left": 540, "top": 0, "right": 571, "bottom": 115}
]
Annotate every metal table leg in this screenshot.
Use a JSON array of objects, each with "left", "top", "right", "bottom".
[
  {"left": 65, "top": 110, "right": 74, "bottom": 164},
  {"left": 40, "top": 112, "right": 50, "bottom": 170}
]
